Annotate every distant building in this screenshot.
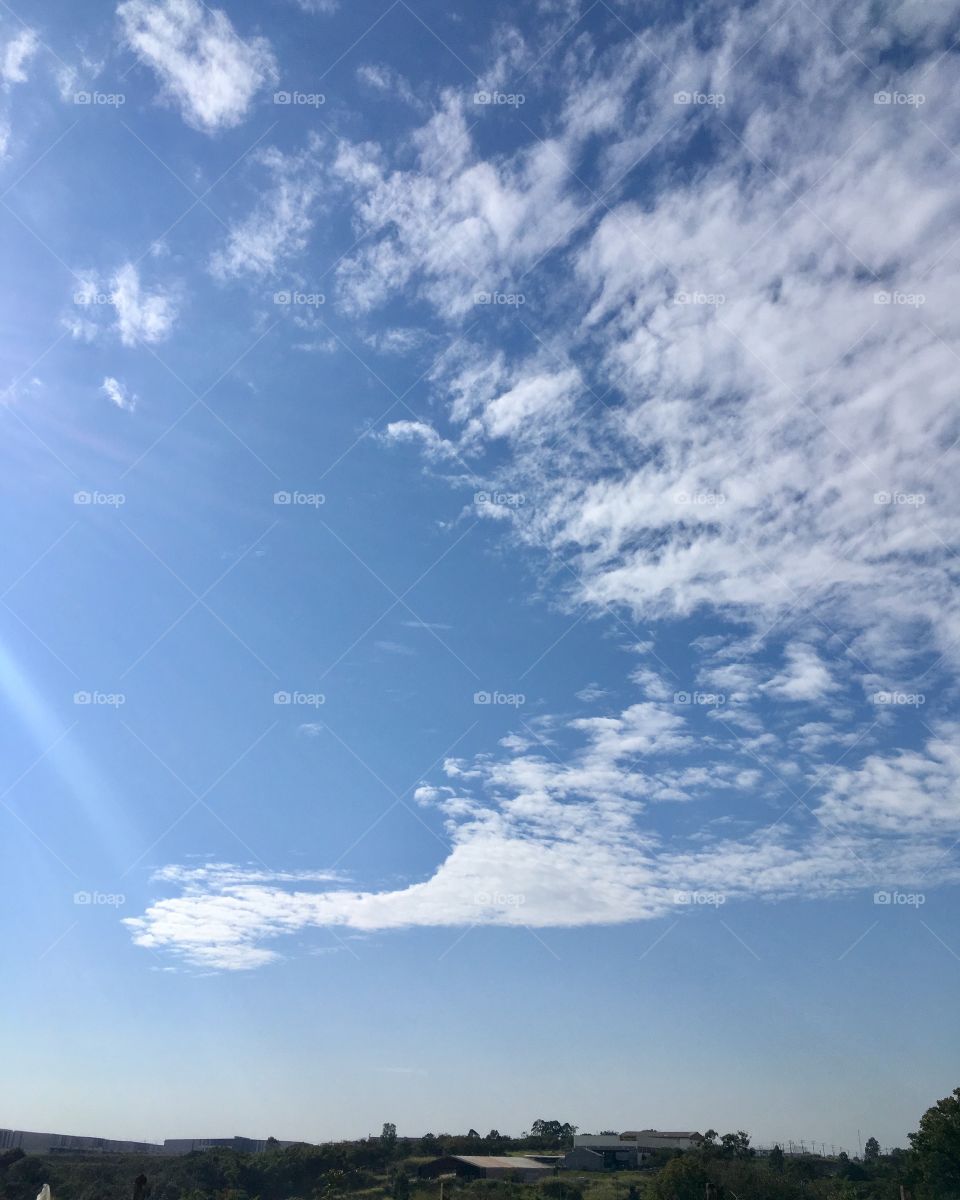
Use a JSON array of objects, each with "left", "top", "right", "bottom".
[
  {"left": 419, "top": 1156, "right": 555, "bottom": 1182},
  {"left": 0, "top": 1130, "right": 301, "bottom": 1157},
  {"left": 162, "top": 1137, "right": 273, "bottom": 1155},
  {"left": 566, "top": 1130, "right": 700, "bottom": 1169},
  {"left": 0, "top": 1130, "right": 163, "bottom": 1156}
]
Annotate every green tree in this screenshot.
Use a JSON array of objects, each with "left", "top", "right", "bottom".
[
  {"left": 909, "top": 1086, "right": 960, "bottom": 1199},
  {"left": 864, "top": 1136, "right": 881, "bottom": 1162},
  {"left": 380, "top": 1126, "right": 398, "bottom": 1157},
  {"left": 769, "top": 1145, "right": 785, "bottom": 1173}
]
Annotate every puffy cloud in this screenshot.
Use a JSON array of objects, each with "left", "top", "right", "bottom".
[
  {"left": 1, "top": 28, "right": 39, "bottom": 87},
  {"left": 117, "top": 0, "right": 277, "bottom": 132},
  {"left": 110, "top": 263, "right": 178, "bottom": 344},
  {"left": 762, "top": 644, "right": 838, "bottom": 703},
  {"left": 101, "top": 376, "right": 137, "bottom": 411},
  {"left": 65, "top": 264, "right": 178, "bottom": 345}
]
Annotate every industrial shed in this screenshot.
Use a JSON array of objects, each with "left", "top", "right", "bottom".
[{"left": 418, "top": 1155, "right": 555, "bottom": 1182}]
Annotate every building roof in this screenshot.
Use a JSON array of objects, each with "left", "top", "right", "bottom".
[{"left": 453, "top": 1156, "right": 554, "bottom": 1170}]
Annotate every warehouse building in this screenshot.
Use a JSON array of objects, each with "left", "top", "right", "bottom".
[
  {"left": 565, "top": 1130, "right": 700, "bottom": 1169},
  {"left": 419, "top": 1155, "right": 555, "bottom": 1182},
  {"left": 0, "top": 1129, "right": 163, "bottom": 1156}
]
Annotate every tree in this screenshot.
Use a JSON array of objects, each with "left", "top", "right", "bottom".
[
  {"left": 769, "top": 1144, "right": 785, "bottom": 1173},
  {"left": 529, "top": 1121, "right": 577, "bottom": 1150},
  {"left": 380, "top": 1125, "right": 397, "bottom": 1152},
  {"left": 719, "top": 1131, "right": 753, "bottom": 1160},
  {"left": 864, "top": 1136, "right": 881, "bottom": 1162},
  {"left": 909, "top": 1086, "right": 960, "bottom": 1199},
  {"left": 389, "top": 1169, "right": 409, "bottom": 1200}
]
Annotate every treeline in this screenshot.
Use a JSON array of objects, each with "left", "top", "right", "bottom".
[
  {"left": 0, "top": 1121, "right": 574, "bottom": 1200},
  {"left": 648, "top": 1087, "right": 960, "bottom": 1200},
  {"left": 1, "top": 1089, "right": 957, "bottom": 1200}
]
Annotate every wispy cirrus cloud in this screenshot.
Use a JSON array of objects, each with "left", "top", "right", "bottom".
[
  {"left": 127, "top": 704, "right": 960, "bottom": 969},
  {"left": 125, "top": 0, "right": 960, "bottom": 969}
]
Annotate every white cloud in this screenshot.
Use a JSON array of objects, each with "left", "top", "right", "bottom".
[
  {"left": 117, "top": 0, "right": 277, "bottom": 132},
  {"left": 288, "top": 0, "right": 338, "bottom": 12},
  {"left": 1, "top": 28, "right": 39, "bottom": 87},
  {"left": 209, "top": 141, "right": 322, "bottom": 279},
  {"left": 65, "top": 264, "right": 178, "bottom": 345},
  {"left": 762, "top": 643, "right": 838, "bottom": 703},
  {"left": 123, "top": 0, "right": 960, "bottom": 969},
  {"left": 127, "top": 701, "right": 960, "bottom": 969},
  {"left": 110, "top": 263, "right": 178, "bottom": 344},
  {"left": 101, "top": 376, "right": 137, "bottom": 411}
]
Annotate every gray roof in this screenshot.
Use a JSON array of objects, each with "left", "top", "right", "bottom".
[{"left": 453, "top": 1156, "right": 553, "bottom": 1170}]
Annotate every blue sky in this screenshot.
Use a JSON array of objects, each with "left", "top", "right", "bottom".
[{"left": 1, "top": 0, "right": 959, "bottom": 1155}]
